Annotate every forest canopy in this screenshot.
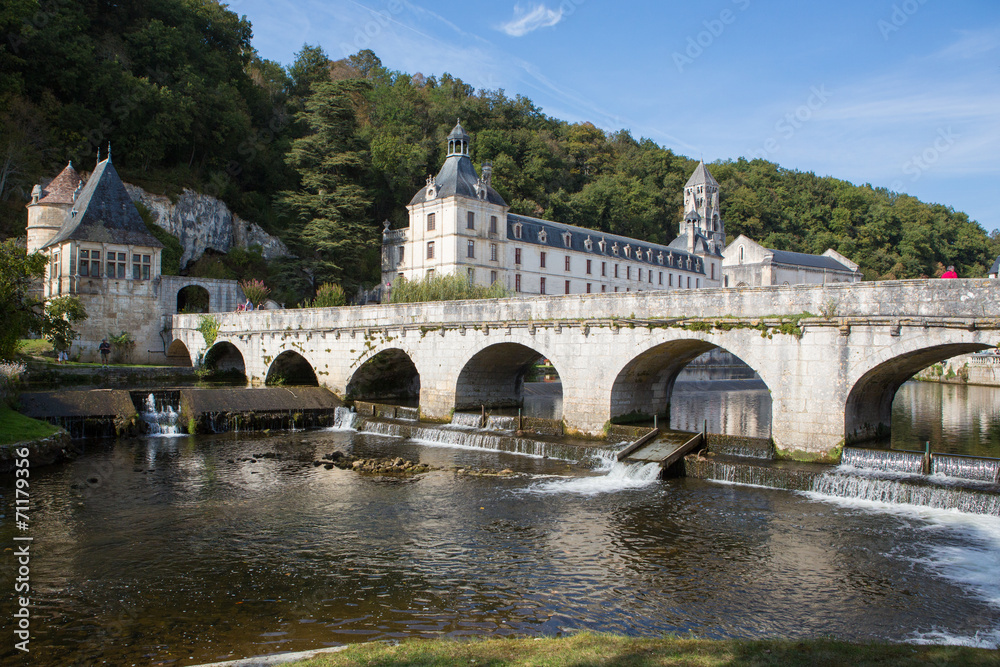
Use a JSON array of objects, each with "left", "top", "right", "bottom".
[{"left": 2, "top": 0, "right": 997, "bottom": 305}]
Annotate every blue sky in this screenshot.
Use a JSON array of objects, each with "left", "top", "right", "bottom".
[{"left": 228, "top": 0, "right": 1000, "bottom": 233}]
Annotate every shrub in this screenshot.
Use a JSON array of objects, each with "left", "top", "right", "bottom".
[
  {"left": 303, "top": 282, "right": 346, "bottom": 308},
  {"left": 197, "top": 315, "right": 220, "bottom": 348},
  {"left": 108, "top": 331, "right": 135, "bottom": 364},
  {"left": 0, "top": 361, "right": 26, "bottom": 406},
  {"left": 239, "top": 278, "right": 271, "bottom": 308},
  {"left": 388, "top": 273, "right": 511, "bottom": 304}
]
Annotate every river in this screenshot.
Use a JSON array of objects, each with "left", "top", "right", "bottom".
[{"left": 1, "top": 380, "right": 999, "bottom": 665}]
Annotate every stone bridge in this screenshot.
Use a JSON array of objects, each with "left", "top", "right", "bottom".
[{"left": 169, "top": 280, "right": 1000, "bottom": 461}]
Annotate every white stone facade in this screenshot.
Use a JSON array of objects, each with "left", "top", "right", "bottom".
[
  {"left": 722, "top": 235, "right": 861, "bottom": 287},
  {"left": 382, "top": 124, "right": 722, "bottom": 295}
]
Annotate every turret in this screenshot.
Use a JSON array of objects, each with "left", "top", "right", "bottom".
[{"left": 26, "top": 162, "right": 82, "bottom": 254}]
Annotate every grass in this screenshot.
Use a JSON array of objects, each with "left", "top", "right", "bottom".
[
  {"left": 284, "top": 633, "right": 997, "bottom": 667},
  {"left": 17, "top": 338, "right": 54, "bottom": 357},
  {"left": 0, "top": 403, "right": 60, "bottom": 446}
]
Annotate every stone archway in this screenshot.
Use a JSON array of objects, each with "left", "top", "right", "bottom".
[
  {"left": 455, "top": 342, "right": 562, "bottom": 418},
  {"left": 177, "top": 285, "right": 211, "bottom": 313},
  {"left": 203, "top": 341, "right": 247, "bottom": 380},
  {"left": 166, "top": 339, "right": 192, "bottom": 367},
  {"left": 266, "top": 351, "right": 318, "bottom": 386},
  {"left": 845, "top": 343, "right": 993, "bottom": 444},
  {"left": 347, "top": 348, "right": 419, "bottom": 402}
]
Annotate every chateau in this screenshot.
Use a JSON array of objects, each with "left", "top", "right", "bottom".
[
  {"left": 382, "top": 123, "right": 724, "bottom": 295},
  {"left": 26, "top": 152, "right": 240, "bottom": 363}
]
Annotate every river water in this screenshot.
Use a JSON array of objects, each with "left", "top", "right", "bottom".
[{"left": 2, "top": 380, "right": 999, "bottom": 665}]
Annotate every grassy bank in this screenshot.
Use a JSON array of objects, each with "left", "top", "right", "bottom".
[
  {"left": 284, "top": 633, "right": 997, "bottom": 667},
  {"left": 0, "top": 403, "right": 60, "bottom": 446}
]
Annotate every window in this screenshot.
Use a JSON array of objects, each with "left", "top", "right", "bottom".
[
  {"left": 696, "top": 278, "right": 700, "bottom": 288},
  {"left": 427, "top": 241, "right": 435, "bottom": 259},
  {"left": 515, "top": 248, "right": 522, "bottom": 264},
  {"left": 132, "top": 254, "right": 141, "bottom": 279},
  {"left": 108, "top": 252, "right": 125, "bottom": 279},
  {"left": 627, "top": 266, "right": 631, "bottom": 280},
  {"left": 398, "top": 245, "right": 405, "bottom": 263},
  {"left": 658, "top": 271, "right": 662, "bottom": 285},
  {"left": 710, "top": 263, "right": 715, "bottom": 280},
  {"left": 467, "top": 211, "right": 475, "bottom": 230},
  {"left": 614, "top": 286, "right": 619, "bottom": 292},
  {"left": 586, "top": 259, "right": 592, "bottom": 274},
  {"left": 586, "top": 283, "right": 592, "bottom": 293},
  {"left": 538, "top": 229, "right": 547, "bottom": 243},
  {"left": 669, "top": 274, "right": 673, "bottom": 287},
  {"left": 564, "top": 256, "right": 571, "bottom": 271},
  {"left": 614, "top": 264, "right": 619, "bottom": 279},
  {"left": 601, "top": 261, "right": 607, "bottom": 277},
  {"left": 426, "top": 212, "right": 436, "bottom": 231},
  {"left": 515, "top": 274, "right": 521, "bottom": 292},
  {"left": 467, "top": 240, "right": 475, "bottom": 258},
  {"left": 562, "top": 231, "right": 572, "bottom": 247},
  {"left": 687, "top": 276, "right": 691, "bottom": 288},
  {"left": 51, "top": 250, "right": 60, "bottom": 278},
  {"left": 601, "top": 284, "right": 607, "bottom": 292},
  {"left": 584, "top": 236, "right": 593, "bottom": 251},
  {"left": 648, "top": 270, "right": 652, "bottom": 284},
  {"left": 490, "top": 243, "right": 498, "bottom": 261},
  {"left": 90, "top": 250, "right": 101, "bottom": 277},
  {"left": 490, "top": 270, "right": 497, "bottom": 284},
  {"left": 79, "top": 249, "right": 90, "bottom": 276},
  {"left": 490, "top": 215, "right": 498, "bottom": 234},
  {"left": 565, "top": 280, "right": 570, "bottom": 294},
  {"left": 514, "top": 223, "right": 522, "bottom": 239},
  {"left": 638, "top": 268, "right": 642, "bottom": 282},
  {"left": 133, "top": 254, "right": 151, "bottom": 280},
  {"left": 540, "top": 251, "right": 546, "bottom": 268},
  {"left": 540, "top": 277, "right": 546, "bottom": 294}
]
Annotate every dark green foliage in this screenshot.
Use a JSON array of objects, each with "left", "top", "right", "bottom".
[
  {"left": 2, "top": 0, "right": 996, "bottom": 305},
  {"left": 135, "top": 202, "right": 181, "bottom": 275},
  {"left": 0, "top": 238, "right": 47, "bottom": 360}
]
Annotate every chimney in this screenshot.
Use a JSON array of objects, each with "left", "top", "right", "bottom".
[{"left": 481, "top": 161, "right": 492, "bottom": 187}]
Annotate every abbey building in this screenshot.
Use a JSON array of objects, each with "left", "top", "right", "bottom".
[{"left": 382, "top": 123, "right": 723, "bottom": 295}]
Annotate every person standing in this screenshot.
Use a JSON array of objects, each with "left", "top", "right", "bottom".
[
  {"left": 941, "top": 265, "right": 958, "bottom": 279},
  {"left": 99, "top": 338, "right": 111, "bottom": 366}
]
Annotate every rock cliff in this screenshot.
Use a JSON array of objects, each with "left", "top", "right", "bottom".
[{"left": 124, "top": 184, "right": 288, "bottom": 268}]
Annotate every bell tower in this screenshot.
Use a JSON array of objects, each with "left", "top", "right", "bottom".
[{"left": 682, "top": 161, "right": 724, "bottom": 252}]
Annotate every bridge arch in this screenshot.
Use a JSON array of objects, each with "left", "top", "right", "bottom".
[
  {"left": 266, "top": 350, "right": 319, "bottom": 386},
  {"left": 204, "top": 341, "right": 247, "bottom": 379},
  {"left": 609, "top": 337, "right": 771, "bottom": 427},
  {"left": 347, "top": 348, "right": 419, "bottom": 402},
  {"left": 845, "top": 341, "right": 993, "bottom": 444},
  {"left": 455, "top": 342, "right": 561, "bottom": 414},
  {"left": 177, "top": 285, "right": 211, "bottom": 313},
  {"left": 166, "top": 339, "right": 192, "bottom": 367}
]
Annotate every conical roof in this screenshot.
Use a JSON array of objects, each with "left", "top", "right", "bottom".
[
  {"left": 42, "top": 158, "right": 163, "bottom": 249},
  {"left": 447, "top": 121, "right": 470, "bottom": 142},
  {"left": 36, "top": 162, "right": 83, "bottom": 205},
  {"left": 685, "top": 161, "right": 719, "bottom": 188}
]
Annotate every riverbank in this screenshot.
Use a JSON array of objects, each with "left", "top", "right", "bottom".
[
  {"left": 0, "top": 403, "right": 73, "bottom": 471},
  {"left": 199, "top": 634, "right": 999, "bottom": 667}
]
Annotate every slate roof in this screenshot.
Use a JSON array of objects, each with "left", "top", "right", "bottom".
[
  {"left": 668, "top": 232, "right": 721, "bottom": 258},
  {"left": 685, "top": 161, "right": 719, "bottom": 188},
  {"left": 42, "top": 158, "right": 163, "bottom": 249},
  {"left": 508, "top": 213, "right": 705, "bottom": 275},
  {"left": 990, "top": 253, "right": 1000, "bottom": 276},
  {"left": 36, "top": 162, "right": 82, "bottom": 205},
  {"left": 769, "top": 248, "right": 854, "bottom": 272},
  {"left": 448, "top": 121, "right": 470, "bottom": 142},
  {"left": 408, "top": 152, "right": 507, "bottom": 207}
]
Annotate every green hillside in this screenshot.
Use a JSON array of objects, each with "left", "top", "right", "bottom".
[{"left": 2, "top": 0, "right": 996, "bottom": 304}]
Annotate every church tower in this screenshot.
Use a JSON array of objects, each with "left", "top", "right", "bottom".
[
  {"left": 682, "top": 161, "right": 724, "bottom": 253},
  {"left": 26, "top": 162, "right": 82, "bottom": 254}
]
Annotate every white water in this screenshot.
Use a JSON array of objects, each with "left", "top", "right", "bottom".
[
  {"left": 140, "top": 393, "right": 183, "bottom": 437},
  {"left": 799, "top": 490, "right": 1000, "bottom": 649},
  {"left": 523, "top": 451, "right": 661, "bottom": 495},
  {"left": 328, "top": 407, "right": 358, "bottom": 431}
]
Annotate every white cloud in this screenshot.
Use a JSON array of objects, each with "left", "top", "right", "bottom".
[{"left": 499, "top": 4, "right": 564, "bottom": 37}]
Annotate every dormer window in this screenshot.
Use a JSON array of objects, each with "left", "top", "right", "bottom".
[
  {"left": 513, "top": 223, "right": 523, "bottom": 239},
  {"left": 598, "top": 238, "right": 607, "bottom": 253},
  {"left": 646, "top": 249, "right": 653, "bottom": 262},
  {"left": 584, "top": 236, "right": 593, "bottom": 251},
  {"left": 657, "top": 252, "right": 663, "bottom": 265},
  {"left": 562, "top": 231, "right": 572, "bottom": 247},
  {"left": 624, "top": 244, "right": 631, "bottom": 258},
  {"left": 612, "top": 242, "right": 619, "bottom": 256},
  {"left": 426, "top": 175, "right": 437, "bottom": 200},
  {"left": 538, "top": 229, "right": 547, "bottom": 243},
  {"left": 667, "top": 253, "right": 673, "bottom": 266}
]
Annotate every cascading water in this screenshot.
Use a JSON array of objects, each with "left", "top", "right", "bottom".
[
  {"left": 450, "top": 412, "right": 520, "bottom": 431},
  {"left": 524, "top": 450, "right": 662, "bottom": 495},
  {"left": 139, "top": 393, "right": 182, "bottom": 436},
  {"left": 840, "top": 447, "right": 925, "bottom": 474},
  {"left": 934, "top": 454, "right": 1000, "bottom": 484},
  {"left": 328, "top": 406, "right": 357, "bottom": 431}
]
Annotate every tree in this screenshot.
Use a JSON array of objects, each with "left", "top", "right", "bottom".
[
  {"left": 0, "top": 238, "right": 47, "bottom": 360},
  {"left": 42, "top": 296, "right": 88, "bottom": 354},
  {"left": 279, "top": 79, "right": 377, "bottom": 293}
]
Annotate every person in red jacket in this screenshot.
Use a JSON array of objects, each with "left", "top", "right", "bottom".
[{"left": 941, "top": 265, "right": 958, "bottom": 279}]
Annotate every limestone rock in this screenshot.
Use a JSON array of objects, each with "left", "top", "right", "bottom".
[{"left": 124, "top": 183, "right": 289, "bottom": 269}]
